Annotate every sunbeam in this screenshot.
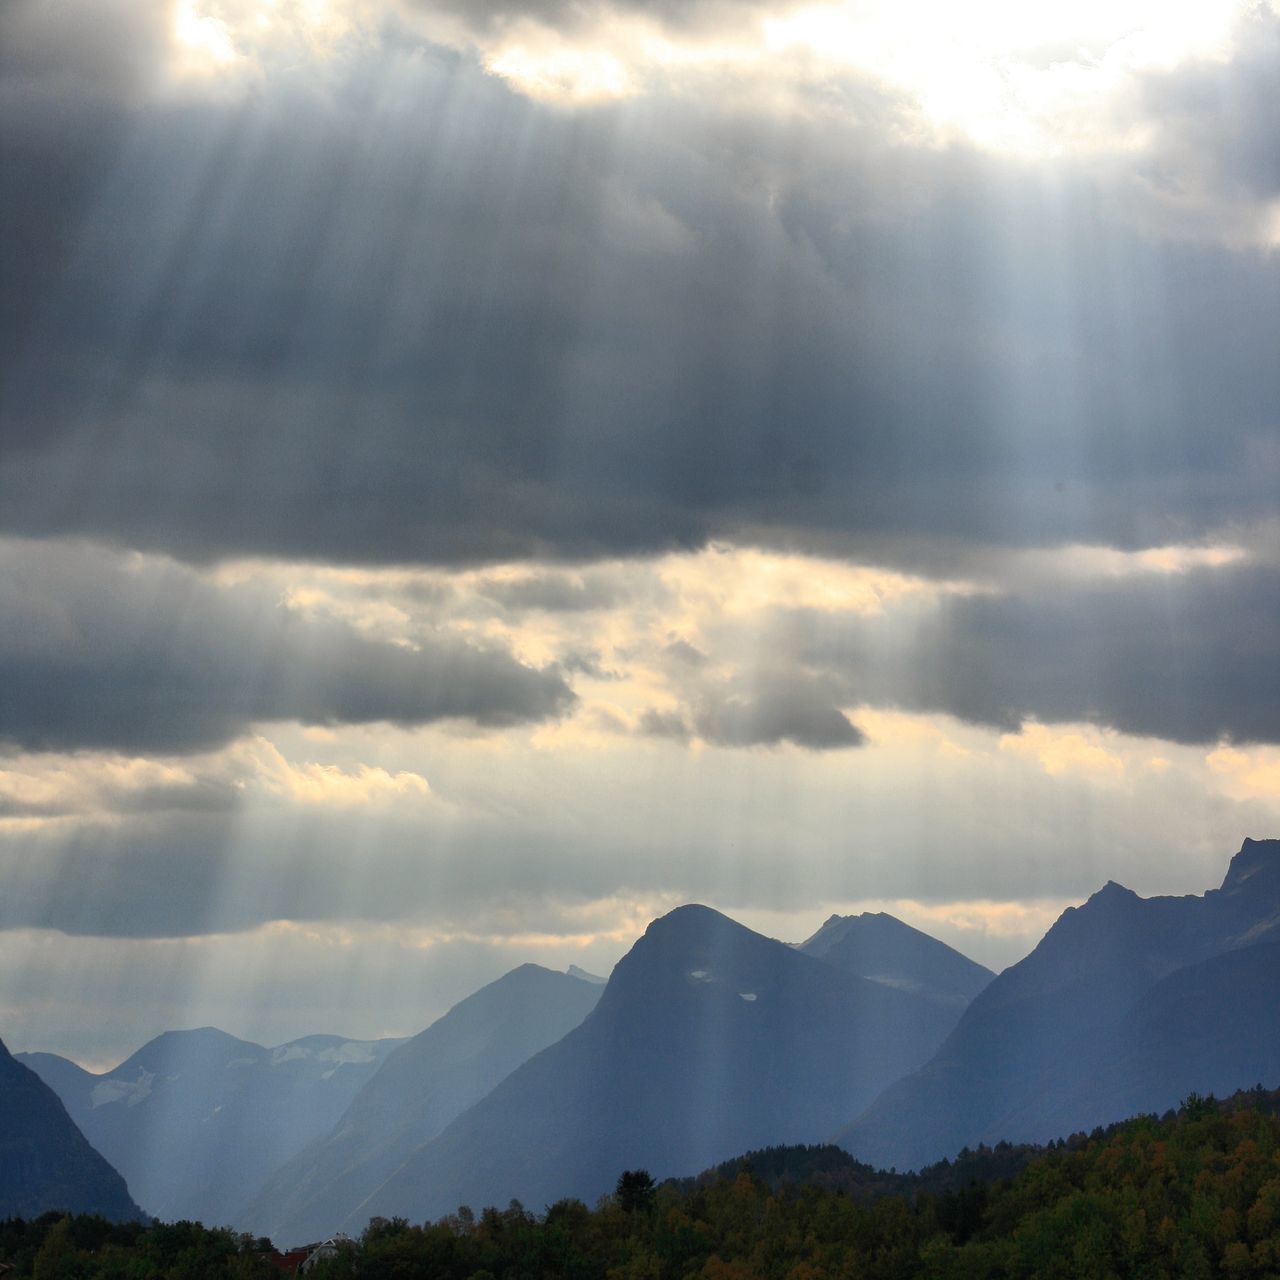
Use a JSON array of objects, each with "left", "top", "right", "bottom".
[{"left": 3, "top": 0, "right": 1280, "bottom": 1250}]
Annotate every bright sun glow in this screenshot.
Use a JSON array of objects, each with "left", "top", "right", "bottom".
[
  {"left": 173, "top": 0, "right": 239, "bottom": 71},
  {"left": 162, "top": 0, "right": 1262, "bottom": 156},
  {"left": 170, "top": 0, "right": 363, "bottom": 78},
  {"left": 487, "top": 43, "right": 636, "bottom": 103},
  {"left": 761, "top": 0, "right": 1246, "bottom": 153}
]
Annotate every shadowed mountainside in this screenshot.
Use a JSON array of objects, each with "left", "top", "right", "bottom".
[
  {"left": 355, "top": 903, "right": 967, "bottom": 1226},
  {"left": 839, "top": 838, "right": 1280, "bottom": 1170},
  {"left": 798, "top": 911, "right": 993, "bottom": 1009},
  {"left": 21, "top": 1026, "right": 403, "bottom": 1226},
  {"left": 244, "top": 964, "right": 603, "bottom": 1245},
  {"left": 0, "top": 1036, "right": 145, "bottom": 1223}
]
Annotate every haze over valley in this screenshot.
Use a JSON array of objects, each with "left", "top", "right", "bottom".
[{"left": 5, "top": 839, "right": 1280, "bottom": 1247}]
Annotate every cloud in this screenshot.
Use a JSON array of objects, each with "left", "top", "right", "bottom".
[
  {"left": 403, "top": 0, "right": 767, "bottom": 39},
  {"left": 637, "top": 706, "right": 691, "bottom": 740},
  {"left": 998, "top": 724, "right": 1126, "bottom": 781},
  {"left": 477, "top": 569, "right": 625, "bottom": 613},
  {"left": 0, "top": 700, "right": 1269, "bottom": 948},
  {"left": 0, "top": 541, "right": 574, "bottom": 754},
  {"left": 691, "top": 671, "right": 865, "bottom": 749},
  {"left": 1133, "top": 7, "right": 1280, "bottom": 211},
  {"left": 3, "top": 19, "right": 1280, "bottom": 580},
  {"left": 0, "top": 753, "right": 243, "bottom": 822},
  {"left": 0, "top": 0, "right": 166, "bottom": 105},
  {"left": 789, "top": 563, "right": 1280, "bottom": 747}
]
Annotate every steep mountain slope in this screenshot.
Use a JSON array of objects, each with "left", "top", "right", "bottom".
[
  {"left": 244, "top": 964, "right": 603, "bottom": 1246},
  {"left": 1057, "top": 938, "right": 1280, "bottom": 1127},
  {"left": 798, "top": 912, "right": 993, "bottom": 1009},
  {"left": 0, "top": 1036, "right": 145, "bottom": 1222},
  {"left": 22, "top": 1026, "right": 402, "bottom": 1226},
  {"left": 356, "top": 904, "right": 963, "bottom": 1226},
  {"left": 17, "top": 1051, "right": 96, "bottom": 1102},
  {"left": 839, "top": 838, "right": 1280, "bottom": 1170}
]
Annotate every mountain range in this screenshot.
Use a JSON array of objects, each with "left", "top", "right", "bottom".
[
  {"left": 20, "top": 1027, "right": 403, "bottom": 1226},
  {"left": 10, "top": 839, "right": 1279, "bottom": 1236},
  {"left": 839, "top": 837, "right": 1280, "bottom": 1169},
  {"left": 349, "top": 903, "right": 976, "bottom": 1226},
  {"left": 243, "top": 964, "right": 604, "bottom": 1245}
]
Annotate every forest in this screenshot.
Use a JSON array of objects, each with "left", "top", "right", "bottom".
[{"left": 5, "top": 1088, "right": 1280, "bottom": 1279}]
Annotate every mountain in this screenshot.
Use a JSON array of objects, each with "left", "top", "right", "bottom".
[
  {"left": 243, "top": 964, "right": 604, "bottom": 1246},
  {"left": 353, "top": 904, "right": 967, "bottom": 1226},
  {"left": 0, "top": 1035, "right": 145, "bottom": 1222},
  {"left": 798, "top": 912, "right": 993, "bottom": 1008},
  {"left": 839, "top": 838, "right": 1280, "bottom": 1170},
  {"left": 21, "top": 1026, "right": 403, "bottom": 1226},
  {"left": 17, "top": 1050, "right": 96, "bottom": 1102}
]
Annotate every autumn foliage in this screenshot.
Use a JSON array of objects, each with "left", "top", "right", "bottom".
[{"left": 5, "top": 1088, "right": 1280, "bottom": 1279}]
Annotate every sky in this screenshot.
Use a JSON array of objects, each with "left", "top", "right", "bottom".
[{"left": 2, "top": 0, "right": 1280, "bottom": 1069}]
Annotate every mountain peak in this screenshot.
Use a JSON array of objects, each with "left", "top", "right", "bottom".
[
  {"left": 1087, "top": 880, "right": 1139, "bottom": 905},
  {"left": 640, "top": 903, "right": 750, "bottom": 947},
  {"left": 361, "top": 903, "right": 967, "bottom": 1225},
  {"left": 648, "top": 902, "right": 732, "bottom": 926},
  {"left": 1220, "top": 837, "right": 1280, "bottom": 894},
  {"left": 795, "top": 909, "right": 992, "bottom": 1007}
]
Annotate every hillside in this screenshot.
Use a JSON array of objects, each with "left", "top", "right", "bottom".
[
  {"left": 0, "top": 1036, "right": 145, "bottom": 1223},
  {"left": 839, "top": 838, "right": 1280, "bottom": 1169}
]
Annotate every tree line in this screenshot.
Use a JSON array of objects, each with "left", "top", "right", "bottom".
[{"left": 5, "top": 1086, "right": 1280, "bottom": 1279}]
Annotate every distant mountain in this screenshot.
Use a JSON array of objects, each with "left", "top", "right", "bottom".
[
  {"left": 798, "top": 912, "right": 993, "bottom": 1008},
  {"left": 21, "top": 1027, "right": 403, "bottom": 1226},
  {"left": 355, "top": 904, "right": 967, "bottom": 1226},
  {"left": 18, "top": 1050, "right": 96, "bottom": 1102},
  {"left": 839, "top": 838, "right": 1280, "bottom": 1170},
  {"left": 0, "top": 1036, "right": 145, "bottom": 1222},
  {"left": 243, "top": 965, "right": 603, "bottom": 1246}
]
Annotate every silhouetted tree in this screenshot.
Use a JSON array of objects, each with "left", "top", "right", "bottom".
[{"left": 616, "top": 1169, "right": 656, "bottom": 1214}]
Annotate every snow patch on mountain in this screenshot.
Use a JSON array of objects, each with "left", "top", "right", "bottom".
[{"left": 92, "top": 1071, "right": 154, "bottom": 1109}]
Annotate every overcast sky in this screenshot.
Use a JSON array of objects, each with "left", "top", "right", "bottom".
[{"left": 2, "top": 0, "right": 1279, "bottom": 1067}]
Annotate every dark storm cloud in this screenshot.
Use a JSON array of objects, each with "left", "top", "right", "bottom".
[
  {"left": 637, "top": 706, "right": 691, "bottom": 740},
  {"left": 692, "top": 672, "right": 866, "bottom": 750},
  {"left": 0, "top": 543, "right": 574, "bottom": 754},
  {"left": 0, "top": 0, "right": 155, "bottom": 358},
  {"left": 108, "top": 778, "right": 243, "bottom": 815},
  {"left": 786, "top": 564, "right": 1280, "bottom": 747},
  {"left": 3, "top": 9, "right": 1280, "bottom": 576},
  {"left": 0, "top": 0, "right": 163, "bottom": 105},
  {"left": 0, "top": 776, "right": 240, "bottom": 820},
  {"left": 0, "top": 803, "right": 643, "bottom": 938}
]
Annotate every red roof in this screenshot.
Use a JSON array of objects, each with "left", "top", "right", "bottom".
[{"left": 263, "top": 1247, "right": 311, "bottom": 1272}]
